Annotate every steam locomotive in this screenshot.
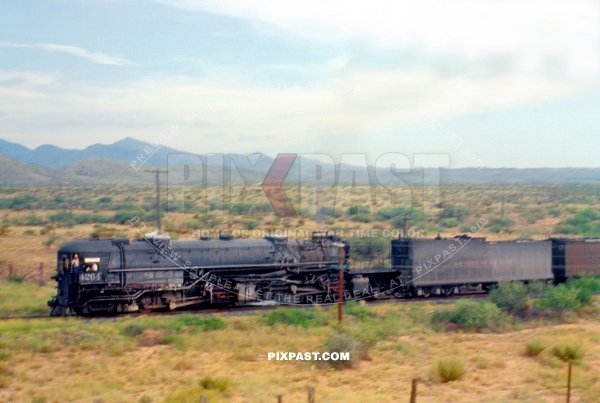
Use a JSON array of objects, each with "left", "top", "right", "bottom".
[
  {"left": 48, "top": 232, "right": 348, "bottom": 316},
  {"left": 48, "top": 232, "right": 600, "bottom": 316}
]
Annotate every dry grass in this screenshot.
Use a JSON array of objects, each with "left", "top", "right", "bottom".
[{"left": 0, "top": 300, "right": 598, "bottom": 402}]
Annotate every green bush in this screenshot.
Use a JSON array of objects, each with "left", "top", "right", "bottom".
[
  {"left": 548, "top": 208, "right": 562, "bottom": 217},
  {"left": 90, "top": 225, "right": 125, "bottom": 239},
  {"left": 262, "top": 308, "right": 323, "bottom": 328},
  {"left": 25, "top": 214, "right": 46, "bottom": 226},
  {"left": 552, "top": 344, "right": 583, "bottom": 363},
  {"left": 565, "top": 276, "right": 600, "bottom": 304},
  {"left": 390, "top": 210, "right": 426, "bottom": 227},
  {"left": 524, "top": 340, "right": 546, "bottom": 357},
  {"left": 138, "top": 395, "right": 153, "bottom": 403},
  {"left": 7, "top": 275, "right": 24, "bottom": 283},
  {"left": 526, "top": 280, "right": 548, "bottom": 297},
  {"left": 489, "top": 217, "right": 515, "bottom": 233},
  {"left": 349, "top": 214, "right": 373, "bottom": 223},
  {"left": 442, "top": 218, "right": 460, "bottom": 228},
  {"left": 489, "top": 281, "right": 528, "bottom": 314},
  {"left": 166, "top": 315, "right": 226, "bottom": 332},
  {"left": 348, "top": 236, "right": 388, "bottom": 262},
  {"left": 241, "top": 219, "right": 260, "bottom": 230},
  {"left": 555, "top": 209, "right": 600, "bottom": 237},
  {"left": 321, "top": 331, "right": 361, "bottom": 369},
  {"left": 199, "top": 375, "right": 234, "bottom": 393},
  {"left": 316, "top": 206, "right": 336, "bottom": 218},
  {"left": 431, "top": 300, "right": 503, "bottom": 332},
  {"left": 347, "top": 205, "right": 370, "bottom": 216},
  {"left": 536, "top": 284, "right": 583, "bottom": 314},
  {"left": 439, "top": 206, "right": 469, "bottom": 221},
  {"left": 432, "top": 358, "right": 465, "bottom": 383}
]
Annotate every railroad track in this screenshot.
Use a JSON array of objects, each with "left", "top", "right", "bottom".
[{"left": 0, "top": 292, "right": 488, "bottom": 321}]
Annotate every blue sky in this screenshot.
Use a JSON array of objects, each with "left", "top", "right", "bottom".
[{"left": 1, "top": 0, "right": 599, "bottom": 168}]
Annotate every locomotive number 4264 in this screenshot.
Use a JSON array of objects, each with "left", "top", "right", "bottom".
[{"left": 79, "top": 272, "right": 101, "bottom": 282}]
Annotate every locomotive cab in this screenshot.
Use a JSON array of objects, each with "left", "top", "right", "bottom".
[
  {"left": 48, "top": 239, "right": 114, "bottom": 316},
  {"left": 49, "top": 252, "right": 77, "bottom": 316}
]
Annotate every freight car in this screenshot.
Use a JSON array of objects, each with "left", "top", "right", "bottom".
[
  {"left": 389, "top": 237, "right": 553, "bottom": 297},
  {"left": 551, "top": 238, "right": 600, "bottom": 283},
  {"left": 48, "top": 232, "right": 348, "bottom": 316}
]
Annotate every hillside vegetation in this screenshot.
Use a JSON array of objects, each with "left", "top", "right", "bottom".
[{"left": 0, "top": 184, "right": 599, "bottom": 278}]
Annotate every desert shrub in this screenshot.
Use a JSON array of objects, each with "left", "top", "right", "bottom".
[
  {"left": 316, "top": 206, "right": 336, "bottom": 218},
  {"left": 526, "top": 280, "right": 548, "bottom": 297},
  {"left": 536, "top": 284, "right": 583, "bottom": 314},
  {"left": 48, "top": 211, "right": 111, "bottom": 226},
  {"left": 350, "top": 214, "right": 373, "bottom": 223},
  {"left": 229, "top": 202, "right": 272, "bottom": 215},
  {"left": 321, "top": 331, "right": 361, "bottom": 369},
  {"left": 241, "top": 219, "right": 260, "bottom": 230},
  {"left": 138, "top": 395, "right": 152, "bottom": 403},
  {"left": 439, "top": 206, "right": 469, "bottom": 221},
  {"left": 262, "top": 308, "right": 323, "bottom": 328},
  {"left": 432, "top": 358, "right": 466, "bottom": 383},
  {"left": 167, "top": 315, "right": 226, "bottom": 332},
  {"left": 347, "top": 205, "right": 370, "bottom": 216},
  {"left": 179, "top": 216, "right": 223, "bottom": 231},
  {"left": 390, "top": 210, "right": 426, "bottom": 227},
  {"left": 7, "top": 275, "right": 24, "bottom": 283},
  {"left": 552, "top": 344, "right": 583, "bottom": 363},
  {"left": 25, "top": 214, "right": 46, "bottom": 226},
  {"left": 489, "top": 217, "right": 515, "bottom": 233},
  {"left": 112, "top": 209, "right": 153, "bottom": 225},
  {"left": 548, "top": 208, "right": 562, "bottom": 217},
  {"left": 7, "top": 194, "right": 39, "bottom": 210},
  {"left": 229, "top": 203, "right": 253, "bottom": 215},
  {"left": 555, "top": 209, "right": 600, "bottom": 237},
  {"left": 565, "top": 276, "right": 600, "bottom": 304},
  {"left": 199, "top": 376, "right": 234, "bottom": 393},
  {"left": 23, "top": 229, "right": 35, "bottom": 236},
  {"left": 431, "top": 300, "right": 503, "bottom": 332},
  {"left": 524, "top": 340, "right": 546, "bottom": 357},
  {"left": 90, "top": 225, "right": 125, "bottom": 239},
  {"left": 489, "top": 281, "right": 528, "bottom": 314},
  {"left": 442, "top": 218, "right": 460, "bottom": 228},
  {"left": 348, "top": 236, "right": 388, "bottom": 263}
]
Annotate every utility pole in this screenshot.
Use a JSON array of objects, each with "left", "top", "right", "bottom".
[{"left": 145, "top": 169, "right": 168, "bottom": 233}]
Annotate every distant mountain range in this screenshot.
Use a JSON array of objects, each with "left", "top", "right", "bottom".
[
  {"left": 0, "top": 137, "right": 205, "bottom": 169},
  {"left": 1, "top": 137, "right": 600, "bottom": 185}
]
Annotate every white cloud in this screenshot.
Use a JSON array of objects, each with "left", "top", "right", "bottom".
[
  {"left": 155, "top": 0, "right": 600, "bottom": 80},
  {"left": 0, "top": 42, "right": 129, "bottom": 65}
]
